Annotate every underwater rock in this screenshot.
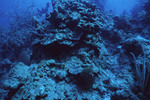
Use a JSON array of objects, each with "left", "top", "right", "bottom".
[
  {"left": 65, "top": 56, "right": 84, "bottom": 75},
  {"left": 111, "top": 89, "right": 138, "bottom": 100},
  {"left": 3, "top": 62, "right": 30, "bottom": 89},
  {"left": 18, "top": 51, "right": 31, "bottom": 66},
  {"left": 122, "top": 40, "right": 143, "bottom": 58},
  {"left": 0, "top": 59, "right": 12, "bottom": 74},
  {"left": 141, "top": 25, "right": 150, "bottom": 39},
  {"left": 113, "top": 16, "right": 131, "bottom": 33},
  {"left": 34, "top": 0, "right": 103, "bottom": 48},
  {"left": 143, "top": 0, "right": 150, "bottom": 24},
  {"left": 0, "top": 59, "right": 12, "bottom": 65},
  {"left": 2, "top": 62, "right": 30, "bottom": 99},
  {"left": 31, "top": 0, "right": 106, "bottom": 65}
]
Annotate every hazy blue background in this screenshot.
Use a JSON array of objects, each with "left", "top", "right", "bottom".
[
  {"left": 105, "top": 0, "right": 137, "bottom": 15},
  {"left": 0, "top": 0, "right": 144, "bottom": 28},
  {"left": 0, "top": 0, "right": 52, "bottom": 27}
]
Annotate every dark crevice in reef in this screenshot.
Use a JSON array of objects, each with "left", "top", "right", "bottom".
[
  {"left": 4, "top": 84, "right": 24, "bottom": 100},
  {"left": 31, "top": 40, "right": 100, "bottom": 63},
  {"left": 122, "top": 41, "right": 143, "bottom": 58},
  {"left": 35, "top": 94, "right": 48, "bottom": 100},
  {"left": 74, "top": 68, "right": 95, "bottom": 91},
  {"left": 31, "top": 43, "right": 73, "bottom": 60},
  {"left": 66, "top": 67, "right": 95, "bottom": 91}
]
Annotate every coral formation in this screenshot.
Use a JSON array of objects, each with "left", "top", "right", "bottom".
[{"left": 34, "top": 0, "right": 103, "bottom": 47}]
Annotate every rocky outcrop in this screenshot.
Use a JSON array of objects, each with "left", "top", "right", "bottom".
[{"left": 33, "top": 0, "right": 103, "bottom": 47}]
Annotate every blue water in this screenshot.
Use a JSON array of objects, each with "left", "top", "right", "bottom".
[
  {"left": 0, "top": 0, "right": 144, "bottom": 27},
  {"left": 0, "top": 0, "right": 52, "bottom": 27},
  {"left": 104, "top": 0, "right": 137, "bottom": 15}
]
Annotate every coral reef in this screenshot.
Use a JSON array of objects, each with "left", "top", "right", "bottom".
[
  {"left": 34, "top": 0, "right": 103, "bottom": 47},
  {"left": 0, "top": 0, "right": 150, "bottom": 100}
]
